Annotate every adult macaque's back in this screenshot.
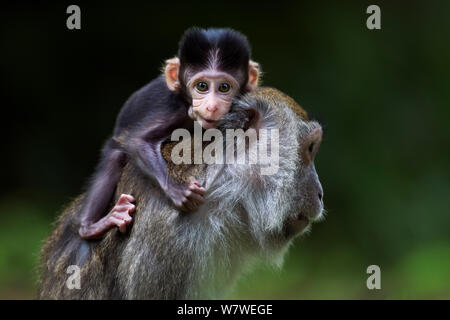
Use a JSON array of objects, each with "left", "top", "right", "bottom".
[{"left": 38, "top": 87, "right": 324, "bottom": 299}]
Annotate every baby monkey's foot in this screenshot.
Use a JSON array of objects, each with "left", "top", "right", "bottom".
[
  {"left": 79, "top": 194, "right": 136, "bottom": 239},
  {"left": 168, "top": 178, "right": 206, "bottom": 212},
  {"left": 106, "top": 194, "right": 136, "bottom": 233}
]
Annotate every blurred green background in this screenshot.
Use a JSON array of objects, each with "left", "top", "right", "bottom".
[{"left": 1, "top": 1, "right": 449, "bottom": 299}]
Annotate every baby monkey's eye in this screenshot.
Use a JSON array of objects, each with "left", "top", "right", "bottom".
[
  {"left": 195, "top": 82, "right": 209, "bottom": 92},
  {"left": 218, "top": 83, "right": 231, "bottom": 93}
]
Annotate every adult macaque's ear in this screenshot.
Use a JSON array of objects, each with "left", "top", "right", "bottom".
[
  {"left": 247, "top": 60, "right": 261, "bottom": 91},
  {"left": 164, "top": 57, "right": 180, "bottom": 91}
]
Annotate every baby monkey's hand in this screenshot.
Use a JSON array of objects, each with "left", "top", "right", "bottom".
[{"left": 167, "top": 177, "right": 206, "bottom": 212}]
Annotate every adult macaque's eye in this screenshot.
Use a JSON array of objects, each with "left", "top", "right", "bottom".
[
  {"left": 195, "top": 81, "right": 209, "bottom": 92},
  {"left": 218, "top": 82, "right": 231, "bottom": 93}
]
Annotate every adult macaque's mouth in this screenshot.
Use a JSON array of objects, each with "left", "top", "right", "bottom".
[
  {"left": 292, "top": 214, "right": 310, "bottom": 230},
  {"left": 284, "top": 214, "right": 310, "bottom": 238}
]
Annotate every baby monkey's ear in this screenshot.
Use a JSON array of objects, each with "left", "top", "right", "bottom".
[
  {"left": 247, "top": 60, "right": 261, "bottom": 91},
  {"left": 164, "top": 57, "right": 181, "bottom": 91}
]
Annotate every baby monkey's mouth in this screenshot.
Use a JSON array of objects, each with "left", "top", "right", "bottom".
[
  {"left": 197, "top": 115, "right": 220, "bottom": 128},
  {"left": 203, "top": 118, "right": 218, "bottom": 124}
]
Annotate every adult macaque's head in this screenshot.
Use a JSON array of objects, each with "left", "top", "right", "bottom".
[{"left": 164, "top": 27, "right": 261, "bottom": 129}]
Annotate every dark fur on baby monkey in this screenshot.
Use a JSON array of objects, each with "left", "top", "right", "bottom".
[{"left": 78, "top": 28, "right": 261, "bottom": 239}]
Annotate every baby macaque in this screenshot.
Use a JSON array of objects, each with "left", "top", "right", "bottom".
[{"left": 78, "top": 27, "right": 261, "bottom": 239}]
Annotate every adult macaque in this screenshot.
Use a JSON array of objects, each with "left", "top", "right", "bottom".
[
  {"left": 39, "top": 87, "right": 324, "bottom": 299},
  {"left": 78, "top": 28, "right": 261, "bottom": 239}
]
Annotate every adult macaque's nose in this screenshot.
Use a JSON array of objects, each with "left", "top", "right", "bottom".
[{"left": 317, "top": 182, "right": 324, "bottom": 203}]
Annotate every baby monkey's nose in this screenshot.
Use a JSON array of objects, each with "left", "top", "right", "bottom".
[{"left": 206, "top": 104, "right": 218, "bottom": 112}]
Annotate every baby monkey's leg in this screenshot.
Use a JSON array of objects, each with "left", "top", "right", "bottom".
[{"left": 79, "top": 145, "right": 135, "bottom": 239}]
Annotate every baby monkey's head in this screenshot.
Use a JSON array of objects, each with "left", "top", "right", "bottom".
[{"left": 164, "top": 27, "right": 261, "bottom": 129}]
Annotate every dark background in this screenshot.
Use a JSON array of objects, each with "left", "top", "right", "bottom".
[{"left": 1, "top": 1, "right": 449, "bottom": 299}]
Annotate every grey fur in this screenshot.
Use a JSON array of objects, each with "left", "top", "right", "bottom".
[{"left": 38, "top": 88, "right": 323, "bottom": 299}]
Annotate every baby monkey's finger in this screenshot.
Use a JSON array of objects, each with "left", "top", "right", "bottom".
[
  {"left": 187, "top": 192, "right": 205, "bottom": 205},
  {"left": 189, "top": 184, "right": 207, "bottom": 196},
  {"left": 117, "top": 194, "right": 135, "bottom": 205}
]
